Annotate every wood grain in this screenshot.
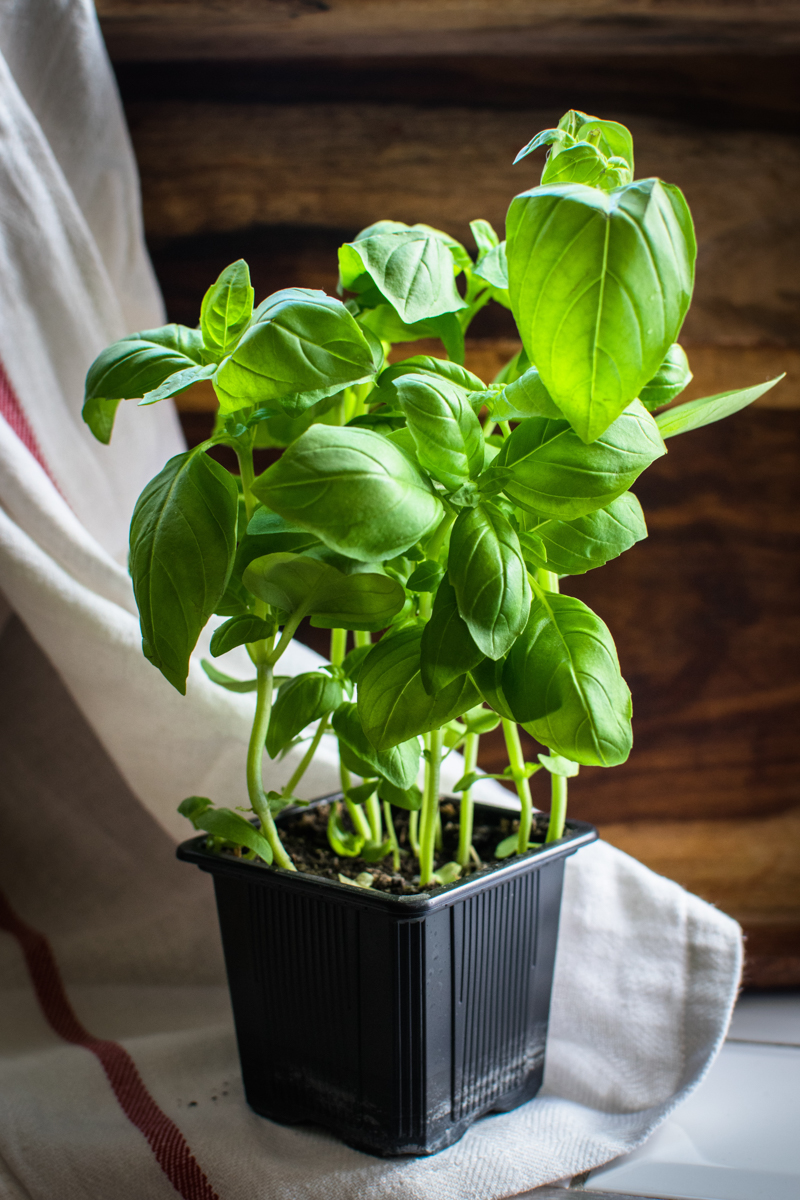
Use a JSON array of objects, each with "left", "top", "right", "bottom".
[
  {"left": 97, "top": 0, "right": 800, "bottom": 59},
  {"left": 131, "top": 104, "right": 800, "bottom": 349}
]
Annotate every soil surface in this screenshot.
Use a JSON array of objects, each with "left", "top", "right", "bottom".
[{"left": 273, "top": 802, "right": 553, "bottom": 895}]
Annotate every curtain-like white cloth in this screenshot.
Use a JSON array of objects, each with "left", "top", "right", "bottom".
[{"left": 0, "top": 4, "right": 742, "bottom": 1197}]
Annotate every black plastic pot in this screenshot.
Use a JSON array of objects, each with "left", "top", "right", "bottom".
[{"left": 177, "top": 798, "right": 596, "bottom": 1156}]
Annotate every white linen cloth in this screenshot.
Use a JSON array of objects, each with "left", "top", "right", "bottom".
[{"left": 0, "top": 3, "right": 742, "bottom": 1198}]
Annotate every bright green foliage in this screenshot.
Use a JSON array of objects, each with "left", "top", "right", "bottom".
[
  {"left": 507, "top": 178, "right": 696, "bottom": 442},
  {"left": 448, "top": 503, "right": 531, "bottom": 659},
  {"left": 505, "top": 592, "right": 633, "bottom": 766},
  {"left": 251, "top": 425, "right": 444, "bottom": 560},
  {"left": 266, "top": 672, "right": 344, "bottom": 758},
  {"left": 496, "top": 401, "right": 665, "bottom": 518},
  {"left": 358, "top": 627, "right": 481, "bottom": 750},
  {"left": 82, "top": 106, "right": 782, "bottom": 881},
  {"left": 129, "top": 449, "right": 238, "bottom": 694}
]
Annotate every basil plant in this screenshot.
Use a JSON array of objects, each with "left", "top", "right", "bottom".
[{"left": 84, "top": 110, "right": 782, "bottom": 888}]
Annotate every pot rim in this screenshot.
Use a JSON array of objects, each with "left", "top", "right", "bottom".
[{"left": 177, "top": 794, "right": 597, "bottom": 914}]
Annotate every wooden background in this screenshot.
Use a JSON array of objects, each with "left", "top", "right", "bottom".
[{"left": 98, "top": 1, "right": 800, "bottom": 986}]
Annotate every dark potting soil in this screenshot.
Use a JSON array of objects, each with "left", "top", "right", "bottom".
[{"left": 273, "top": 802, "right": 554, "bottom": 895}]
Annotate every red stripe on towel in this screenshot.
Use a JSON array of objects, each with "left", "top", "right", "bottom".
[
  {"left": 0, "top": 361, "right": 58, "bottom": 486},
  {"left": 0, "top": 889, "right": 220, "bottom": 1200}
]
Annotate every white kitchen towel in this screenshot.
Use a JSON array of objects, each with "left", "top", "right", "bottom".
[{"left": 0, "top": 3, "right": 742, "bottom": 1198}]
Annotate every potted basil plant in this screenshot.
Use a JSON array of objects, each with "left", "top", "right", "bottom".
[{"left": 83, "top": 109, "right": 782, "bottom": 1156}]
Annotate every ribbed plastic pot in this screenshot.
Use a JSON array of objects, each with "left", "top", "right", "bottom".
[{"left": 177, "top": 798, "right": 597, "bottom": 1157}]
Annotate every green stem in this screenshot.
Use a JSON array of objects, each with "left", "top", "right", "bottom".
[
  {"left": 482, "top": 414, "right": 497, "bottom": 437},
  {"left": 502, "top": 718, "right": 533, "bottom": 855},
  {"left": 538, "top": 569, "right": 560, "bottom": 594},
  {"left": 419, "top": 729, "right": 443, "bottom": 886},
  {"left": 419, "top": 591, "right": 433, "bottom": 620},
  {"left": 499, "top": 421, "right": 512, "bottom": 438},
  {"left": 235, "top": 440, "right": 258, "bottom": 523},
  {"left": 457, "top": 730, "right": 479, "bottom": 868},
  {"left": 409, "top": 809, "right": 420, "bottom": 855},
  {"left": 366, "top": 791, "right": 382, "bottom": 843},
  {"left": 353, "top": 629, "right": 372, "bottom": 649},
  {"left": 346, "top": 796, "right": 372, "bottom": 841},
  {"left": 546, "top": 774, "right": 568, "bottom": 843},
  {"left": 383, "top": 801, "right": 401, "bottom": 871},
  {"left": 330, "top": 627, "right": 347, "bottom": 667},
  {"left": 426, "top": 509, "right": 456, "bottom": 561},
  {"left": 281, "top": 711, "right": 330, "bottom": 798},
  {"left": 246, "top": 656, "right": 295, "bottom": 870}
]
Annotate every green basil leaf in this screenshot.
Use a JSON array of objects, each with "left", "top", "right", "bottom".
[
  {"left": 266, "top": 671, "right": 344, "bottom": 759},
  {"left": 494, "top": 834, "right": 519, "bottom": 860},
  {"left": 448, "top": 503, "right": 531, "bottom": 659},
  {"left": 377, "top": 355, "right": 485, "bottom": 394},
  {"left": 235, "top": 509, "right": 324, "bottom": 580},
  {"left": 461, "top": 705, "right": 502, "bottom": 735},
  {"left": 199, "top": 808, "right": 274, "bottom": 863},
  {"left": 492, "top": 365, "right": 564, "bottom": 421},
  {"left": 139, "top": 362, "right": 217, "bottom": 407},
  {"left": 209, "top": 614, "right": 276, "bottom": 657},
  {"left": 213, "top": 288, "right": 377, "bottom": 416},
  {"left": 130, "top": 449, "right": 238, "bottom": 694},
  {"left": 473, "top": 241, "right": 508, "bottom": 290},
  {"left": 496, "top": 400, "right": 665, "bottom": 519},
  {"left": 655, "top": 376, "right": 784, "bottom": 438},
  {"left": 328, "top": 807, "right": 365, "bottom": 858},
  {"left": 470, "top": 218, "right": 501, "bottom": 259},
  {"left": 358, "top": 305, "right": 465, "bottom": 363},
  {"left": 332, "top": 702, "right": 421, "bottom": 789},
  {"left": 420, "top": 578, "right": 485, "bottom": 694},
  {"left": 243, "top": 553, "right": 405, "bottom": 631},
  {"left": 178, "top": 795, "right": 212, "bottom": 821},
  {"left": 378, "top": 779, "right": 423, "bottom": 811},
  {"left": 339, "top": 230, "right": 467, "bottom": 324},
  {"left": 361, "top": 838, "right": 393, "bottom": 863},
  {"left": 538, "top": 752, "right": 580, "bottom": 777},
  {"left": 344, "top": 780, "right": 378, "bottom": 805},
  {"left": 358, "top": 627, "right": 480, "bottom": 751},
  {"left": 504, "top": 592, "right": 632, "bottom": 767},
  {"left": 394, "top": 373, "right": 484, "bottom": 490},
  {"left": 406, "top": 560, "right": 444, "bottom": 593},
  {"left": 200, "top": 259, "right": 254, "bottom": 357},
  {"left": 252, "top": 425, "right": 444, "bottom": 561},
  {"left": 471, "top": 656, "right": 516, "bottom": 721},
  {"left": 507, "top": 178, "right": 696, "bottom": 442},
  {"left": 83, "top": 324, "right": 205, "bottom": 442},
  {"left": 541, "top": 141, "right": 613, "bottom": 188},
  {"left": 521, "top": 492, "right": 647, "bottom": 576},
  {"left": 515, "top": 111, "right": 634, "bottom": 174},
  {"left": 639, "top": 343, "right": 692, "bottom": 411},
  {"left": 200, "top": 659, "right": 258, "bottom": 693}
]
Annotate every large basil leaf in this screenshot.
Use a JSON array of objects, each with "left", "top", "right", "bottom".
[
  {"left": 358, "top": 627, "right": 480, "bottom": 751},
  {"left": 83, "top": 324, "right": 204, "bottom": 443},
  {"left": 507, "top": 177, "right": 696, "bottom": 443},
  {"left": 332, "top": 702, "right": 420, "bottom": 789},
  {"left": 394, "top": 373, "right": 484, "bottom": 490},
  {"left": 496, "top": 400, "right": 665, "bottom": 519},
  {"left": 420, "top": 577, "right": 485, "bottom": 694},
  {"left": 448, "top": 503, "right": 531, "bottom": 659},
  {"left": 339, "top": 230, "right": 467, "bottom": 325},
  {"left": 213, "top": 288, "right": 378, "bottom": 416},
  {"left": 130, "top": 449, "right": 238, "bottom": 694},
  {"left": 520, "top": 492, "right": 647, "bottom": 576},
  {"left": 639, "top": 343, "right": 692, "bottom": 411},
  {"left": 358, "top": 304, "right": 465, "bottom": 364},
  {"left": 655, "top": 376, "right": 784, "bottom": 439},
  {"left": 200, "top": 259, "right": 254, "bottom": 358},
  {"left": 252, "top": 425, "right": 444, "bottom": 560},
  {"left": 243, "top": 553, "right": 405, "bottom": 631},
  {"left": 503, "top": 593, "right": 632, "bottom": 766},
  {"left": 266, "top": 672, "right": 344, "bottom": 758}
]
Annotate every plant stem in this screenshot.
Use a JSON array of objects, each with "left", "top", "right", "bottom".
[
  {"left": 246, "top": 656, "right": 295, "bottom": 870},
  {"left": 546, "top": 774, "right": 568, "bottom": 843},
  {"left": 426, "top": 509, "right": 456, "bottom": 561},
  {"left": 539, "top": 569, "right": 560, "bottom": 594},
  {"left": 457, "top": 730, "right": 480, "bottom": 868},
  {"left": 419, "top": 591, "right": 433, "bottom": 620},
  {"left": 330, "top": 627, "right": 347, "bottom": 666},
  {"left": 366, "top": 791, "right": 383, "bottom": 843},
  {"left": 502, "top": 718, "right": 534, "bottom": 855},
  {"left": 409, "top": 809, "right": 420, "bottom": 855},
  {"left": 235, "top": 440, "right": 258, "bottom": 522},
  {"left": 383, "top": 801, "right": 401, "bottom": 871},
  {"left": 353, "top": 629, "right": 371, "bottom": 649},
  {"left": 281, "top": 711, "right": 330, "bottom": 798},
  {"left": 419, "top": 728, "right": 443, "bottom": 886}
]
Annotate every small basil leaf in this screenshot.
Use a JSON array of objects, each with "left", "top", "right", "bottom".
[
  {"left": 507, "top": 178, "right": 695, "bottom": 442},
  {"left": 406, "top": 560, "right": 444, "bottom": 593},
  {"left": 188, "top": 805, "right": 273, "bottom": 864},
  {"left": 378, "top": 779, "right": 423, "bottom": 811},
  {"left": 358, "top": 627, "right": 480, "bottom": 751},
  {"left": 432, "top": 862, "right": 462, "bottom": 885},
  {"left": 496, "top": 400, "right": 665, "bottom": 519},
  {"left": 473, "top": 241, "right": 508, "bottom": 290},
  {"left": 448, "top": 503, "right": 531, "bottom": 660},
  {"left": 342, "top": 644, "right": 372, "bottom": 684},
  {"left": 209, "top": 614, "right": 276, "bottom": 657},
  {"left": 538, "top": 753, "right": 580, "bottom": 777},
  {"left": 493, "top": 366, "right": 564, "bottom": 421},
  {"left": 252, "top": 425, "right": 444, "bottom": 561},
  {"left": 494, "top": 834, "right": 519, "bottom": 860},
  {"left": 200, "top": 259, "right": 254, "bottom": 357},
  {"left": 655, "top": 376, "right": 784, "bottom": 438},
  {"left": 346, "top": 781, "right": 379, "bottom": 806},
  {"left": 139, "top": 362, "right": 217, "bottom": 407},
  {"left": 470, "top": 218, "right": 501, "bottom": 259},
  {"left": 332, "top": 702, "right": 421, "bottom": 789},
  {"left": 243, "top": 553, "right": 405, "bottom": 631},
  {"left": 504, "top": 592, "right": 632, "bottom": 767},
  {"left": 639, "top": 343, "right": 692, "bottom": 411},
  {"left": 200, "top": 659, "right": 258, "bottom": 693},
  {"left": 266, "top": 671, "right": 344, "bottom": 759},
  {"left": 521, "top": 492, "right": 647, "bottom": 576},
  {"left": 213, "top": 288, "right": 377, "bottom": 416},
  {"left": 419, "top": 578, "right": 485, "bottom": 694},
  {"left": 328, "top": 807, "right": 365, "bottom": 857},
  {"left": 339, "top": 229, "right": 467, "bottom": 324},
  {"left": 130, "top": 449, "right": 238, "bottom": 694},
  {"left": 460, "top": 704, "right": 502, "bottom": 735},
  {"left": 178, "top": 795, "right": 212, "bottom": 821},
  {"left": 361, "top": 838, "right": 394, "bottom": 863},
  {"left": 394, "top": 373, "right": 484, "bottom": 490}
]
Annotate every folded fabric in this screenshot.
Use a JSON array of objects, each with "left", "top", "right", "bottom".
[{"left": 0, "top": 3, "right": 743, "bottom": 1197}]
